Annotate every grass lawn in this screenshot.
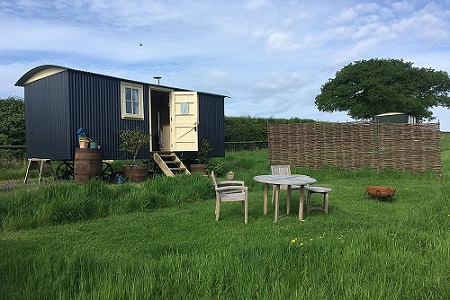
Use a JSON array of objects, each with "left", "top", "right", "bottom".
[{"left": 0, "top": 134, "right": 449, "bottom": 299}]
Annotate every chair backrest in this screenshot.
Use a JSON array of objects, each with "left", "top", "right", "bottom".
[
  {"left": 211, "top": 171, "right": 218, "bottom": 189},
  {"left": 271, "top": 165, "right": 292, "bottom": 175}
]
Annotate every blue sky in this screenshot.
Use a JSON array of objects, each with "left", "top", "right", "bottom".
[{"left": 1, "top": 0, "right": 449, "bottom": 131}]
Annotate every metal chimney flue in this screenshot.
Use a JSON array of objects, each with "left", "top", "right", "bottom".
[{"left": 153, "top": 76, "right": 161, "bottom": 85}]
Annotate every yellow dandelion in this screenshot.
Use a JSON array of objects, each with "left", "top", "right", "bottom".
[
  {"left": 291, "top": 239, "right": 296, "bottom": 244},
  {"left": 300, "top": 242, "right": 304, "bottom": 246}
]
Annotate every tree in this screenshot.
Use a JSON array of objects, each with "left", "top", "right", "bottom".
[
  {"left": 314, "top": 58, "right": 450, "bottom": 121},
  {"left": 118, "top": 127, "right": 149, "bottom": 163},
  {"left": 0, "top": 96, "right": 25, "bottom": 145}
]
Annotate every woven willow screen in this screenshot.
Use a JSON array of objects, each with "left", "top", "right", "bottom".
[{"left": 268, "top": 122, "right": 442, "bottom": 176}]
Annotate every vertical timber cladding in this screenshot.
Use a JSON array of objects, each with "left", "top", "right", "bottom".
[
  {"left": 25, "top": 72, "right": 71, "bottom": 160},
  {"left": 268, "top": 122, "right": 442, "bottom": 176},
  {"left": 198, "top": 93, "right": 225, "bottom": 158}
]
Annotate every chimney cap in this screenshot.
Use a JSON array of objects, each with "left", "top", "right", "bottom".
[{"left": 153, "top": 76, "right": 162, "bottom": 85}]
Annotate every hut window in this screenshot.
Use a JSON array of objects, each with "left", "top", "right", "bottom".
[{"left": 121, "top": 82, "right": 144, "bottom": 120}]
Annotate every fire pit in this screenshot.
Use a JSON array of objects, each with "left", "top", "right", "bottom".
[{"left": 366, "top": 186, "right": 396, "bottom": 198}]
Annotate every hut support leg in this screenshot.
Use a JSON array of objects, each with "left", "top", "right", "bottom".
[{"left": 24, "top": 158, "right": 55, "bottom": 184}]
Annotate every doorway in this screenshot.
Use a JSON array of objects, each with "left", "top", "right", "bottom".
[{"left": 150, "top": 89, "right": 170, "bottom": 152}]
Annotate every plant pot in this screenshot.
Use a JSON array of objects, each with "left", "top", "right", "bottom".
[
  {"left": 226, "top": 173, "right": 235, "bottom": 180},
  {"left": 123, "top": 164, "right": 148, "bottom": 182},
  {"left": 366, "top": 186, "right": 396, "bottom": 198},
  {"left": 79, "top": 140, "right": 90, "bottom": 148},
  {"left": 89, "top": 141, "right": 98, "bottom": 149},
  {"left": 190, "top": 163, "right": 207, "bottom": 174}
]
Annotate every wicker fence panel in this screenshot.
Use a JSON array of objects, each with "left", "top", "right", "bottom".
[{"left": 268, "top": 122, "right": 441, "bottom": 176}]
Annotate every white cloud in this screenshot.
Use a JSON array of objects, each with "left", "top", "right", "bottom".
[
  {"left": 391, "top": 1, "right": 414, "bottom": 12},
  {"left": 267, "top": 31, "right": 300, "bottom": 52},
  {"left": 1, "top": 0, "right": 450, "bottom": 130},
  {"left": 336, "top": 7, "right": 358, "bottom": 23}
]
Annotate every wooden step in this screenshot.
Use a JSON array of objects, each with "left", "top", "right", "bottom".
[{"left": 153, "top": 152, "right": 191, "bottom": 177}]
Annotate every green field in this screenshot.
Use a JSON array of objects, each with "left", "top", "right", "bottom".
[{"left": 0, "top": 134, "right": 449, "bottom": 299}]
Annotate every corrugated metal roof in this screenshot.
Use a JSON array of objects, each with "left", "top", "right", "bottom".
[{"left": 16, "top": 64, "right": 229, "bottom": 98}]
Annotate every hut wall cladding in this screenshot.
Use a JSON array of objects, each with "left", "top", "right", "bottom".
[
  {"left": 25, "top": 72, "right": 71, "bottom": 160},
  {"left": 198, "top": 93, "right": 225, "bottom": 157},
  {"left": 68, "top": 71, "right": 150, "bottom": 160},
  {"left": 268, "top": 122, "right": 442, "bottom": 176}
]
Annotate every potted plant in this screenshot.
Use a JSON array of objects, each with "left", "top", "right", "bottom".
[
  {"left": 226, "top": 170, "right": 235, "bottom": 180},
  {"left": 78, "top": 135, "right": 91, "bottom": 148},
  {"left": 119, "top": 127, "right": 150, "bottom": 182},
  {"left": 190, "top": 139, "right": 211, "bottom": 174}
]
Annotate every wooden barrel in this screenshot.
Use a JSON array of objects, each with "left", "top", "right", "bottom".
[
  {"left": 74, "top": 148, "right": 102, "bottom": 184},
  {"left": 123, "top": 165, "right": 148, "bottom": 182}
]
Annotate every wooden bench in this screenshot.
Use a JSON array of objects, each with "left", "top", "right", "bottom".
[
  {"left": 24, "top": 158, "right": 55, "bottom": 184},
  {"left": 305, "top": 186, "right": 331, "bottom": 213}
]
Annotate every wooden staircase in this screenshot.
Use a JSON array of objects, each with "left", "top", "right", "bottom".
[{"left": 153, "top": 152, "right": 191, "bottom": 177}]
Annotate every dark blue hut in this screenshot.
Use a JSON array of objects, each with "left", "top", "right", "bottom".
[{"left": 15, "top": 65, "right": 226, "bottom": 163}]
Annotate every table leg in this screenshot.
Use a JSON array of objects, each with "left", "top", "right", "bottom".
[
  {"left": 298, "top": 185, "right": 305, "bottom": 221},
  {"left": 263, "top": 183, "right": 268, "bottom": 215},
  {"left": 274, "top": 184, "right": 280, "bottom": 222},
  {"left": 286, "top": 185, "right": 291, "bottom": 214}
]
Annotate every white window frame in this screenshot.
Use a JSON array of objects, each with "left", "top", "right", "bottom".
[{"left": 121, "top": 81, "right": 144, "bottom": 120}]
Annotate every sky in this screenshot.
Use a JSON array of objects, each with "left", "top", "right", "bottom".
[{"left": 0, "top": 0, "right": 449, "bottom": 131}]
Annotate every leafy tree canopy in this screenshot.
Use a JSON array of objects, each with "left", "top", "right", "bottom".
[
  {"left": 314, "top": 58, "right": 450, "bottom": 121},
  {"left": 0, "top": 96, "right": 25, "bottom": 145}
]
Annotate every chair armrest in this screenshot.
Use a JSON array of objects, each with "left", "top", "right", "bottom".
[{"left": 217, "top": 180, "right": 245, "bottom": 187}]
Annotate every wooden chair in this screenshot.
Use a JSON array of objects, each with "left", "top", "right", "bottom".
[
  {"left": 271, "top": 165, "right": 301, "bottom": 213},
  {"left": 211, "top": 171, "right": 248, "bottom": 224},
  {"left": 305, "top": 186, "right": 331, "bottom": 213}
]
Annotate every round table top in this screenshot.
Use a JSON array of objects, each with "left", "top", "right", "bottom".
[{"left": 253, "top": 174, "right": 317, "bottom": 185}]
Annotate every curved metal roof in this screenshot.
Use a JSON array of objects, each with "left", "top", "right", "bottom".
[
  {"left": 15, "top": 65, "right": 68, "bottom": 86},
  {"left": 15, "top": 64, "right": 229, "bottom": 98}
]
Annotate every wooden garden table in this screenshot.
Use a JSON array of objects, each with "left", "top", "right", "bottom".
[{"left": 253, "top": 174, "right": 317, "bottom": 222}]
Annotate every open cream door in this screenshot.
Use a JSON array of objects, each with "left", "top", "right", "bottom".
[{"left": 169, "top": 91, "right": 199, "bottom": 151}]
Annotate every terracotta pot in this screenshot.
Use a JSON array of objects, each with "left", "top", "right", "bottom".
[
  {"left": 79, "top": 140, "right": 90, "bottom": 148},
  {"left": 366, "top": 186, "right": 396, "bottom": 198}
]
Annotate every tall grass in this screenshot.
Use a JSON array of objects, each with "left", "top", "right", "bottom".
[
  {"left": 0, "top": 135, "right": 449, "bottom": 299},
  {"left": 0, "top": 174, "right": 213, "bottom": 231}
]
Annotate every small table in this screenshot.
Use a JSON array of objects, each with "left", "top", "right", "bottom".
[{"left": 253, "top": 175, "right": 317, "bottom": 222}]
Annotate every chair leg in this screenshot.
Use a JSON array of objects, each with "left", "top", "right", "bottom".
[
  {"left": 271, "top": 187, "right": 275, "bottom": 203},
  {"left": 306, "top": 191, "right": 312, "bottom": 213},
  {"left": 244, "top": 199, "right": 248, "bottom": 224},
  {"left": 324, "top": 193, "right": 329, "bottom": 213},
  {"left": 215, "top": 198, "right": 221, "bottom": 221}
]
